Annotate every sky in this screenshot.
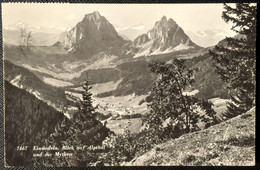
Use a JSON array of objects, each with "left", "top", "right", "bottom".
[{"left": 2, "top": 3, "right": 237, "bottom": 46}]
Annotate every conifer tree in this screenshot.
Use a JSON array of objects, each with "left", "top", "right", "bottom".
[
  {"left": 48, "top": 118, "right": 72, "bottom": 147},
  {"left": 38, "top": 78, "right": 111, "bottom": 166},
  {"left": 70, "top": 79, "right": 99, "bottom": 146},
  {"left": 68, "top": 79, "right": 110, "bottom": 166},
  {"left": 210, "top": 3, "right": 256, "bottom": 118}
]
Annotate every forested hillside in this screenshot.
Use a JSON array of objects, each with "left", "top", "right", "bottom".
[
  {"left": 5, "top": 81, "right": 65, "bottom": 166},
  {"left": 186, "top": 53, "right": 230, "bottom": 100}
]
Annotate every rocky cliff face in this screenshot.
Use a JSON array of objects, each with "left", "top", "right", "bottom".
[
  {"left": 133, "top": 34, "right": 150, "bottom": 46},
  {"left": 64, "top": 11, "right": 124, "bottom": 57},
  {"left": 132, "top": 16, "right": 200, "bottom": 58}
]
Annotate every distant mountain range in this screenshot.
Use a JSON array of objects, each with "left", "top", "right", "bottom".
[
  {"left": 186, "top": 29, "right": 235, "bottom": 47},
  {"left": 3, "top": 22, "right": 67, "bottom": 46},
  {"left": 3, "top": 11, "right": 232, "bottom": 102},
  {"left": 3, "top": 11, "right": 228, "bottom": 50},
  {"left": 3, "top": 11, "right": 232, "bottom": 50},
  {"left": 62, "top": 12, "right": 201, "bottom": 59}
]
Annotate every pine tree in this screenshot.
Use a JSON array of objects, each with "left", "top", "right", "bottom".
[
  {"left": 210, "top": 3, "right": 256, "bottom": 118},
  {"left": 69, "top": 79, "right": 111, "bottom": 166},
  {"left": 38, "top": 78, "right": 111, "bottom": 166}
]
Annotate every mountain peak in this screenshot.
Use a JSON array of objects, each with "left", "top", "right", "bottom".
[
  {"left": 160, "top": 16, "right": 167, "bottom": 21},
  {"left": 86, "top": 11, "right": 101, "bottom": 16},
  {"left": 84, "top": 11, "right": 103, "bottom": 22},
  {"left": 93, "top": 11, "right": 101, "bottom": 15},
  {"left": 64, "top": 12, "right": 122, "bottom": 57},
  {"left": 133, "top": 16, "right": 200, "bottom": 58},
  {"left": 92, "top": 11, "right": 101, "bottom": 18}
]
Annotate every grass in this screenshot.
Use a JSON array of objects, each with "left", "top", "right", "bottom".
[{"left": 124, "top": 107, "right": 255, "bottom": 166}]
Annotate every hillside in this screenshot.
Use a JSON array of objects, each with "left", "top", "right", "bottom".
[
  {"left": 4, "top": 60, "right": 75, "bottom": 111},
  {"left": 5, "top": 81, "right": 66, "bottom": 166},
  {"left": 186, "top": 53, "right": 230, "bottom": 100},
  {"left": 124, "top": 107, "right": 255, "bottom": 166}
]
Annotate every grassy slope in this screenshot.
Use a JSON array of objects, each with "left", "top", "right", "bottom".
[{"left": 124, "top": 107, "right": 255, "bottom": 166}]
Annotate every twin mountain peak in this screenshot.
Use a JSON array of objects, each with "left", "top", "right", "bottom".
[{"left": 63, "top": 11, "right": 199, "bottom": 58}]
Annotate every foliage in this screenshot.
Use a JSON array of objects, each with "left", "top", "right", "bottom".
[
  {"left": 145, "top": 59, "right": 219, "bottom": 140},
  {"left": 101, "top": 129, "right": 153, "bottom": 166},
  {"left": 210, "top": 3, "right": 256, "bottom": 118},
  {"left": 102, "top": 59, "right": 220, "bottom": 166},
  {"left": 36, "top": 79, "right": 111, "bottom": 166},
  {"left": 224, "top": 89, "right": 254, "bottom": 120},
  {"left": 102, "top": 130, "right": 137, "bottom": 165}
]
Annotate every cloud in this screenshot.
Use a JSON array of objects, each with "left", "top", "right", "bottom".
[
  {"left": 132, "top": 25, "right": 145, "bottom": 31},
  {"left": 115, "top": 24, "right": 146, "bottom": 31},
  {"left": 115, "top": 26, "right": 130, "bottom": 31}
]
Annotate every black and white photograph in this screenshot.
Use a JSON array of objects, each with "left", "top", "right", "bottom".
[{"left": 1, "top": 3, "right": 256, "bottom": 167}]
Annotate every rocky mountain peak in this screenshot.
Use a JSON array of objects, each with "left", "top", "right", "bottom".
[
  {"left": 156, "top": 16, "right": 176, "bottom": 27},
  {"left": 132, "top": 16, "right": 200, "bottom": 58},
  {"left": 160, "top": 16, "right": 167, "bottom": 22},
  {"left": 133, "top": 34, "right": 150, "bottom": 46},
  {"left": 148, "top": 16, "right": 178, "bottom": 40},
  {"left": 92, "top": 11, "right": 101, "bottom": 17},
  {"left": 84, "top": 11, "right": 102, "bottom": 23},
  {"left": 63, "top": 11, "right": 123, "bottom": 57}
]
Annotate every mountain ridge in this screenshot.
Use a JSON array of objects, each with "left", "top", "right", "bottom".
[
  {"left": 62, "top": 12, "right": 201, "bottom": 59},
  {"left": 131, "top": 16, "right": 200, "bottom": 58},
  {"left": 63, "top": 11, "right": 126, "bottom": 57}
]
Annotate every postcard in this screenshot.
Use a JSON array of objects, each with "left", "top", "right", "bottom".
[{"left": 1, "top": 3, "right": 256, "bottom": 167}]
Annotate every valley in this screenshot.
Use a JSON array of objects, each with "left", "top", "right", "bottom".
[
  {"left": 3, "top": 4, "right": 255, "bottom": 166},
  {"left": 3, "top": 11, "right": 231, "bottom": 134}
]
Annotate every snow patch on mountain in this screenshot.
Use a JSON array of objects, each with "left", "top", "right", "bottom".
[
  {"left": 174, "top": 43, "right": 192, "bottom": 51},
  {"left": 43, "top": 77, "right": 74, "bottom": 87},
  {"left": 133, "top": 41, "right": 153, "bottom": 58},
  {"left": 10, "top": 75, "right": 22, "bottom": 87},
  {"left": 134, "top": 43, "right": 193, "bottom": 58}
]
